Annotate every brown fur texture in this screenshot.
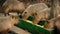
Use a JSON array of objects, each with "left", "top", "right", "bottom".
[
  {"left": 0, "top": 14, "right": 18, "bottom": 34},
  {"left": 22, "top": 3, "right": 50, "bottom": 24},
  {"left": 56, "top": 6, "right": 60, "bottom": 16},
  {"left": 44, "top": 16, "right": 60, "bottom": 30},
  {"left": 2, "top": 0, "right": 25, "bottom": 14}
]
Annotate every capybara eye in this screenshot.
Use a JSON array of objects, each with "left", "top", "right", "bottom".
[
  {"left": 25, "top": 12, "right": 27, "bottom": 14},
  {"left": 35, "top": 13, "right": 37, "bottom": 15}
]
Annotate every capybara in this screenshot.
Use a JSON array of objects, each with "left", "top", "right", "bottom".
[
  {"left": 22, "top": 3, "right": 50, "bottom": 24},
  {"left": 0, "top": 13, "right": 18, "bottom": 34},
  {"left": 2, "top": 0, "right": 25, "bottom": 14}
]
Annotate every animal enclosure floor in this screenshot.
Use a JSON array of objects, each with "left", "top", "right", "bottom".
[{"left": 8, "top": 26, "right": 31, "bottom": 34}]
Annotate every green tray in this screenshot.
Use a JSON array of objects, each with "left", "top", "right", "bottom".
[
  {"left": 27, "top": 16, "right": 46, "bottom": 26},
  {"left": 27, "top": 16, "right": 34, "bottom": 21},
  {"left": 15, "top": 19, "right": 53, "bottom": 34}
]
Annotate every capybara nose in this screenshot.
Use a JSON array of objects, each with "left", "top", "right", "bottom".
[{"left": 19, "top": 15, "right": 22, "bottom": 18}]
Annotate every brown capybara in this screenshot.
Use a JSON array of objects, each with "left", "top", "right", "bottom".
[
  {"left": 0, "top": 13, "right": 18, "bottom": 34},
  {"left": 2, "top": 0, "right": 25, "bottom": 14},
  {"left": 22, "top": 3, "right": 50, "bottom": 24},
  {"left": 44, "top": 16, "right": 60, "bottom": 34}
]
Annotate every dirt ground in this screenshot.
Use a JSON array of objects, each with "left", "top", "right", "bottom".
[{"left": 10, "top": 26, "right": 31, "bottom": 34}]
